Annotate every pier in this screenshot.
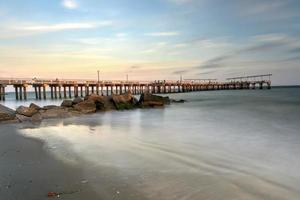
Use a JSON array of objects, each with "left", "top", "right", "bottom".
[{"left": 0, "top": 74, "right": 272, "bottom": 101}]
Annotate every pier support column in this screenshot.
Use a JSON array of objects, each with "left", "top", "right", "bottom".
[
  {"left": 96, "top": 85, "right": 99, "bottom": 95},
  {"left": 54, "top": 86, "right": 57, "bottom": 99},
  {"left": 116, "top": 85, "right": 119, "bottom": 94},
  {"left": 80, "top": 86, "right": 83, "bottom": 97},
  {"left": 120, "top": 85, "right": 123, "bottom": 94},
  {"left": 63, "top": 86, "right": 67, "bottom": 98},
  {"left": 37, "top": 86, "right": 41, "bottom": 100},
  {"left": 74, "top": 86, "right": 78, "bottom": 97},
  {"left": 43, "top": 85, "right": 47, "bottom": 99},
  {"left": 50, "top": 86, "right": 54, "bottom": 99},
  {"left": 34, "top": 86, "right": 38, "bottom": 99},
  {"left": 19, "top": 86, "right": 23, "bottom": 100},
  {"left": 85, "top": 86, "right": 89, "bottom": 96},
  {"left": 0, "top": 86, "right": 5, "bottom": 101},
  {"left": 58, "top": 86, "right": 62, "bottom": 99},
  {"left": 69, "top": 86, "right": 72, "bottom": 98},
  {"left": 15, "top": 86, "right": 19, "bottom": 100},
  {"left": 23, "top": 86, "right": 27, "bottom": 100},
  {"left": 110, "top": 86, "right": 113, "bottom": 94},
  {"left": 101, "top": 85, "right": 103, "bottom": 96}
]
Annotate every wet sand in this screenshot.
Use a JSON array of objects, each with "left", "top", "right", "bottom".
[{"left": 0, "top": 124, "right": 100, "bottom": 200}]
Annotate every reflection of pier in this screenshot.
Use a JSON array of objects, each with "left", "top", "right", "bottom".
[{"left": 0, "top": 74, "right": 272, "bottom": 101}]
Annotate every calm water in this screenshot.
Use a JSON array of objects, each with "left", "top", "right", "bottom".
[{"left": 12, "top": 88, "right": 300, "bottom": 200}]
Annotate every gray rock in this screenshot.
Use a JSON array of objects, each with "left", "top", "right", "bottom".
[
  {"left": 16, "top": 106, "right": 38, "bottom": 117},
  {"left": 73, "top": 100, "right": 97, "bottom": 114},
  {"left": 61, "top": 100, "right": 73, "bottom": 107},
  {"left": 72, "top": 97, "right": 83, "bottom": 105},
  {"left": 39, "top": 107, "right": 70, "bottom": 119},
  {"left": 111, "top": 92, "right": 137, "bottom": 110},
  {"left": 16, "top": 114, "right": 32, "bottom": 122},
  {"left": 0, "top": 104, "right": 16, "bottom": 121},
  {"left": 86, "top": 94, "right": 115, "bottom": 111},
  {"left": 43, "top": 105, "right": 60, "bottom": 110},
  {"left": 31, "top": 113, "right": 42, "bottom": 123},
  {"left": 139, "top": 93, "right": 170, "bottom": 107},
  {"left": 29, "top": 103, "right": 41, "bottom": 110}
]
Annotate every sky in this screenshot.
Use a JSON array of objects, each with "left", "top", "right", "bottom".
[{"left": 0, "top": 0, "right": 300, "bottom": 85}]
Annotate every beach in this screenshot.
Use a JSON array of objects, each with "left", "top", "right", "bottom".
[
  {"left": 1, "top": 87, "right": 300, "bottom": 200},
  {"left": 0, "top": 124, "right": 102, "bottom": 200}
]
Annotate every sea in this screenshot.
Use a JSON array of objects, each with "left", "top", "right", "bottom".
[{"left": 2, "top": 87, "right": 300, "bottom": 200}]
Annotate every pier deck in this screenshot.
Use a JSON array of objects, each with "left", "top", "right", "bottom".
[{"left": 0, "top": 74, "right": 272, "bottom": 101}]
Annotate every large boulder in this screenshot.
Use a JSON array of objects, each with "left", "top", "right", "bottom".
[
  {"left": 31, "top": 113, "right": 43, "bottom": 123},
  {"left": 72, "top": 97, "right": 83, "bottom": 105},
  {"left": 61, "top": 100, "right": 73, "bottom": 107},
  {"left": 73, "top": 100, "right": 97, "bottom": 114},
  {"left": 86, "top": 94, "right": 115, "bottom": 111},
  {"left": 39, "top": 107, "right": 71, "bottom": 119},
  {"left": 111, "top": 92, "right": 137, "bottom": 110},
  {"left": 43, "top": 105, "right": 60, "bottom": 110},
  {"left": 139, "top": 93, "right": 170, "bottom": 107},
  {"left": 16, "top": 114, "right": 32, "bottom": 122},
  {"left": 0, "top": 104, "right": 16, "bottom": 121},
  {"left": 29, "top": 103, "right": 41, "bottom": 110},
  {"left": 16, "top": 106, "right": 39, "bottom": 117}
]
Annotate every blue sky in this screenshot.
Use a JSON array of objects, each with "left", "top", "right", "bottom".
[{"left": 0, "top": 0, "right": 300, "bottom": 85}]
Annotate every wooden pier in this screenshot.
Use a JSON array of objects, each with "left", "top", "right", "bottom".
[{"left": 0, "top": 74, "right": 272, "bottom": 101}]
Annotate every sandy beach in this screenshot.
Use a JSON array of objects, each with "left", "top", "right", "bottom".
[{"left": 0, "top": 124, "right": 100, "bottom": 200}]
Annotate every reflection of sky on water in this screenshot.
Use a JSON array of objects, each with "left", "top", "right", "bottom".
[{"left": 19, "top": 88, "right": 300, "bottom": 200}]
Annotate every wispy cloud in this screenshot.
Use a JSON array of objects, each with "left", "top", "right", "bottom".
[
  {"left": 167, "top": 0, "right": 196, "bottom": 5},
  {"left": 18, "top": 21, "right": 112, "bottom": 32},
  {"left": 173, "top": 69, "right": 189, "bottom": 75},
  {"left": 145, "top": 32, "right": 180, "bottom": 37},
  {"left": 62, "top": 0, "right": 78, "bottom": 10},
  {"left": 130, "top": 66, "right": 141, "bottom": 69},
  {"left": 19, "top": 23, "right": 98, "bottom": 32},
  {"left": 0, "top": 21, "right": 114, "bottom": 39},
  {"left": 177, "top": 33, "right": 300, "bottom": 74},
  {"left": 115, "top": 33, "right": 127, "bottom": 37},
  {"left": 235, "top": 0, "right": 299, "bottom": 21},
  {"left": 173, "top": 43, "right": 188, "bottom": 48}
]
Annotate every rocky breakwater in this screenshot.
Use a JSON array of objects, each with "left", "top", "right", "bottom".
[{"left": 0, "top": 92, "right": 176, "bottom": 124}]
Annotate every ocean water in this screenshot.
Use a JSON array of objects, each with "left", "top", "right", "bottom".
[{"left": 12, "top": 88, "right": 300, "bottom": 199}]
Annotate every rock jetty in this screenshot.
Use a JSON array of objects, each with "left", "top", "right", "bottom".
[{"left": 0, "top": 92, "right": 175, "bottom": 124}]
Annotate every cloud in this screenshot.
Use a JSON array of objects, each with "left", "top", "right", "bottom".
[
  {"left": 115, "top": 33, "right": 127, "bottom": 37},
  {"left": 290, "top": 47, "right": 300, "bottom": 54},
  {"left": 167, "top": 0, "right": 196, "bottom": 5},
  {"left": 173, "top": 69, "right": 189, "bottom": 75},
  {"left": 0, "top": 21, "right": 114, "bottom": 39},
  {"left": 173, "top": 43, "right": 188, "bottom": 48},
  {"left": 145, "top": 32, "right": 180, "bottom": 37},
  {"left": 62, "top": 0, "right": 78, "bottom": 9},
  {"left": 190, "top": 33, "right": 300, "bottom": 72},
  {"left": 20, "top": 23, "right": 97, "bottom": 32},
  {"left": 15, "top": 21, "right": 112, "bottom": 33},
  {"left": 130, "top": 66, "right": 141, "bottom": 69},
  {"left": 196, "top": 70, "right": 217, "bottom": 75},
  {"left": 234, "top": 0, "right": 299, "bottom": 21}
]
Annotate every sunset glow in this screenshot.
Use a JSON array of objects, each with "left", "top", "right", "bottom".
[{"left": 0, "top": 0, "right": 300, "bottom": 85}]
